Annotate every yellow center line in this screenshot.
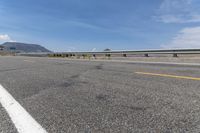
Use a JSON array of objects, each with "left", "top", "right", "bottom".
[{"left": 135, "top": 72, "right": 200, "bottom": 81}]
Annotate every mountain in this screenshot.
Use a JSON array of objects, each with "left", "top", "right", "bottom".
[{"left": 0, "top": 42, "right": 51, "bottom": 53}]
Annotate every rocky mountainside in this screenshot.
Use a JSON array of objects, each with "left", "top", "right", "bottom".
[{"left": 0, "top": 42, "right": 51, "bottom": 53}]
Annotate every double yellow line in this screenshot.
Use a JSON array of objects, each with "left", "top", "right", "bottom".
[{"left": 135, "top": 72, "right": 200, "bottom": 81}]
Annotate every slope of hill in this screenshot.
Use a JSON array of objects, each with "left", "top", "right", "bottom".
[{"left": 0, "top": 42, "right": 51, "bottom": 53}]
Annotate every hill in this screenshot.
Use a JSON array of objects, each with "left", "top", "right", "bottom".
[{"left": 0, "top": 42, "right": 51, "bottom": 53}]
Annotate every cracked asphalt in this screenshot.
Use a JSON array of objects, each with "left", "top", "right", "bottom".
[{"left": 0, "top": 56, "right": 200, "bottom": 133}]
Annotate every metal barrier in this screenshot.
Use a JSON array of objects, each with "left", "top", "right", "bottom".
[
  {"left": 49, "top": 49, "right": 200, "bottom": 58},
  {"left": 17, "top": 49, "right": 200, "bottom": 58}
]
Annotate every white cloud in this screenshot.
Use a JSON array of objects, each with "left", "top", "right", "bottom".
[
  {"left": 157, "top": 0, "right": 200, "bottom": 23},
  {"left": 160, "top": 14, "right": 200, "bottom": 23},
  {"left": 0, "top": 34, "right": 15, "bottom": 43},
  {"left": 161, "top": 26, "right": 200, "bottom": 48},
  {"left": 0, "top": 34, "right": 11, "bottom": 41},
  {"left": 0, "top": 34, "right": 16, "bottom": 44}
]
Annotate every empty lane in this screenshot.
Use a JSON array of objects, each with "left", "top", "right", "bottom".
[{"left": 0, "top": 56, "right": 200, "bottom": 132}]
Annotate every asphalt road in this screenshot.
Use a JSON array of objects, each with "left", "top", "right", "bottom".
[{"left": 0, "top": 56, "right": 200, "bottom": 133}]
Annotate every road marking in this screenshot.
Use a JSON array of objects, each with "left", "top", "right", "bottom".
[
  {"left": 24, "top": 60, "right": 35, "bottom": 63},
  {"left": 135, "top": 72, "right": 200, "bottom": 81},
  {"left": 0, "top": 84, "right": 47, "bottom": 133}
]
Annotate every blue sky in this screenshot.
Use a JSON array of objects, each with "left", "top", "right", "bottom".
[{"left": 0, "top": 0, "right": 200, "bottom": 52}]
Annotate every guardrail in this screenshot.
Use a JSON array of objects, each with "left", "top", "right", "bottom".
[{"left": 48, "top": 49, "right": 200, "bottom": 58}]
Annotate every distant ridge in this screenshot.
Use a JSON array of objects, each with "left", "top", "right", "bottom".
[{"left": 0, "top": 42, "right": 51, "bottom": 53}]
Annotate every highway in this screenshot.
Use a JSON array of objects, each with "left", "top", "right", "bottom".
[{"left": 0, "top": 56, "right": 200, "bottom": 133}]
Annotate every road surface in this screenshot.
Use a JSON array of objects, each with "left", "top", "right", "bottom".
[{"left": 0, "top": 56, "right": 200, "bottom": 133}]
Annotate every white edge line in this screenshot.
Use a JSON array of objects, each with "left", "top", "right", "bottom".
[{"left": 0, "top": 84, "right": 47, "bottom": 133}]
